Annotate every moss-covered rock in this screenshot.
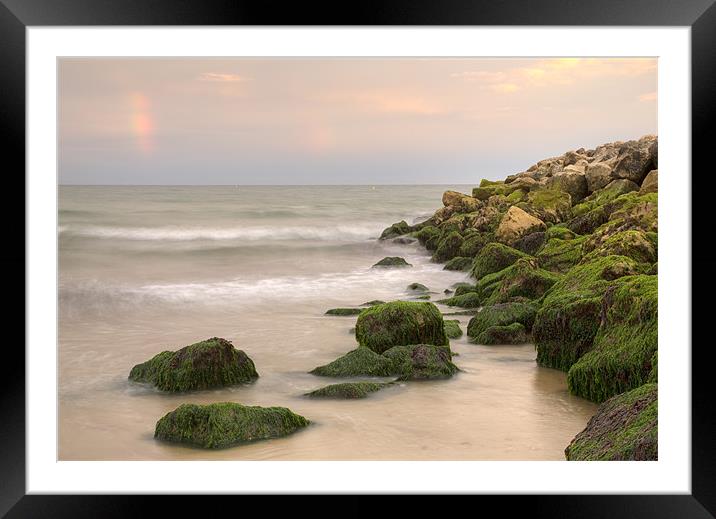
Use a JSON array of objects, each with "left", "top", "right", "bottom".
[
  {"left": 306, "top": 381, "right": 391, "bottom": 399},
  {"left": 520, "top": 189, "right": 572, "bottom": 224},
  {"left": 567, "top": 275, "right": 657, "bottom": 402},
  {"left": 362, "top": 300, "right": 386, "bottom": 306},
  {"left": 533, "top": 255, "right": 642, "bottom": 371},
  {"left": 372, "top": 256, "right": 412, "bottom": 268},
  {"left": 379, "top": 220, "right": 412, "bottom": 240},
  {"left": 475, "top": 322, "right": 529, "bottom": 345},
  {"left": 355, "top": 301, "right": 448, "bottom": 354},
  {"left": 479, "top": 258, "right": 560, "bottom": 305},
  {"left": 433, "top": 231, "right": 464, "bottom": 262},
  {"left": 325, "top": 307, "right": 364, "bottom": 316},
  {"left": 471, "top": 242, "right": 529, "bottom": 281},
  {"left": 580, "top": 230, "right": 656, "bottom": 265},
  {"left": 453, "top": 282, "right": 477, "bottom": 296},
  {"left": 565, "top": 383, "right": 657, "bottom": 460},
  {"left": 382, "top": 344, "right": 458, "bottom": 380},
  {"left": 128, "top": 337, "right": 258, "bottom": 392},
  {"left": 443, "top": 256, "right": 474, "bottom": 271},
  {"left": 310, "top": 347, "right": 397, "bottom": 377},
  {"left": 459, "top": 233, "right": 490, "bottom": 257},
  {"left": 414, "top": 225, "right": 441, "bottom": 251},
  {"left": 154, "top": 402, "right": 309, "bottom": 449},
  {"left": 437, "top": 292, "right": 482, "bottom": 308},
  {"left": 536, "top": 235, "right": 586, "bottom": 273},
  {"left": 444, "top": 319, "right": 463, "bottom": 339},
  {"left": 467, "top": 302, "right": 538, "bottom": 341},
  {"left": 407, "top": 282, "right": 429, "bottom": 292},
  {"left": 568, "top": 206, "right": 608, "bottom": 235}
]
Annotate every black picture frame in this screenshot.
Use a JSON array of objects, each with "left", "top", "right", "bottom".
[{"left": 2, "top": 0, "right": 712, "bottom": 515}]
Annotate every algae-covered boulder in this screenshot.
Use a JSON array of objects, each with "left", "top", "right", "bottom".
[
  {"left": 355, "top": 301, "right": 448, "bottom": 354},
  {"left": 128, "top": 337, "right": 258, "bottom": 392},
  {"left": 437, "top": 292, "right": 482, "bottom": 308},
  {"left": 467, "top": 302, "right": 537, "bottom": 341},
  {"left": 565, "top": 383, "right": 657, "bottom": 460},
  {"left": 382, "top": 344, "right": 458, "bottom": 380},
  {"left": 580, "top": 230, "right": 656, "bottom": 265},
  {"left": 474, "top": 322, "right": 529, "bottom": 345},
  {"left": 362, "top": 300, "right": 386, "bottom": 306},
  {"left": 520, "top": 189, "right": 572, "bottom": 224},
  {"left": 533, "top": 255, "right": 642, "bottom": 371},
  {"left": 471, "top": 242, "right": 529, "bottom": 281},
  {"left": 513, "top": 231, "right": 547, "bottom": 256},
  {"left": 310, "top": 347, "right": 397, "bottom": 377},
  {"left": 478, "top": 257, "right": 560, "bottom": 305},
  {"left": 414, "top": 225, "right": 441, "bottom": 251},
  {"left": 433, "top": 231, "right": 464, "bottom": 262},
  {"left": 536, "top": 235, "right": 586, "bottom": 273},
  {"left": 442, "top": 190, "right": 482, "bottom": 212},
  {"left": 380, "top": 220, "right": 412, "bottom": 240},
  {"left": 407, "top": 282, "right": 429, "bottom": 292},
  {"left": 494, "top": 206, "right": 546, "bottom": 245},
  {"left": 545, "top": 171, "right": 588, "bottom": 203},
  {"left": 306, "top": 381, "right": 391, "bottom": 399},
  {"left": 459, "top": 233, "right": 490, "bottom": 257},
  {"left": 325, "top": 307, "right": 364, "bottom": 316},
  {"left": 567, "top": 275, "right": 657, "bottom": 402},
  {"left": 444, "top": 319, "right": 463, "bottom": 339},
  {"left": 372, "top": 256, "right": 412, "bottom": 268},
  {"left": 154, "top": 402, "right": 309, "bottom": 449},
  {"left": 443, "top": 256, "right": 474, "bottom": 271}
]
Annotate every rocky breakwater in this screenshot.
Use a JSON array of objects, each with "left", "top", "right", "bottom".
[{"left": 379, "top": 135, "right": 659, "bottom": 460}]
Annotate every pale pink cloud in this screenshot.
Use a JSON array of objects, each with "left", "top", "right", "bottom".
[
  {"left": 196, "top": 72, "right": 247, "bottom": 82},
  {"left": 639, "top": 91, "right": 658, "bottom": 102}
]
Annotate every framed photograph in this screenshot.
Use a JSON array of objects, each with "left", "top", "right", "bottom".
[{"left": 5, "top": 0, "right": 713, "bottom": 514}]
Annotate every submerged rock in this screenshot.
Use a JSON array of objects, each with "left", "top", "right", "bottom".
[
  {"left": 154, "top": 402, "right": 309, "bottom": 449},
  {"left": 355, "top": 301, "right": 448, "bottom": 354},
  {"left": 128, "top": 337, "right": 258, "bottom": 392},
  {"left": 380, "top": 220, "right": 412, "bottom": 240},
  {"left": 361, "top": 300, "right": 386, "bottom": 306},
  {"left": 382, "top": 344, "right": 458, "bottom": 381},
  {"left": 325, "top": 308, "right": 364, "bottom": 316},
  {"left": 565, "top": 383, "right": 657, "bottom": 460},
  {"left": 310, "top": 347, "right": 397, "bottom": 377},
  {"left": 474, "top": 322, "right": 529, "bottom": 345},
  {"left": 444, "top": 319, "right": 463, "bottom": 339},
  {"left": 406, "top": 282, "right": 429, "bottom": 292},
  {"left": 372, "top": 256, "right": 412, "bottom": 268},
  {"left": 306, "top": 381, "right": 392, "bottom": 399}
]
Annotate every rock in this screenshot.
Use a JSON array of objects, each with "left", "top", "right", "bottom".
[
  {"left": 565, "top": 383, "right": 657, "bottom": 460},
  {"left": 407, "top": 282, "right": 429, "bottom": 292},
  {"left": 580, "top": 230, "right": 656, "bottom": 265},
  {"left": 442, "top": 190, "right": 482, "bottom": 212},
  {"left": 649, "top": 138, "right": 658, "bottom": 168},
  {"left": 567, "top": 275, "right": 657, "bottom": 402},
  {"left": 512, "top": 231, "right": 547, "bottom": 256},
  {"left": 467, "top": 302, "right": 537, "bottom": 341},
  {"left": 474, "top": 322, "right": 529, "bottom": 345},
  {"left": 443, "top": 256, "right": 473, "bottom": 271},
  {"left": 639, "top": 169, "right": 658, "bottom": 195},
  {"left": 444, "top": 319, "right": 463, "bottom": 339},
  {"left": 355, "top": 301, "right": 448, "bottom": 354},
  {"left": 438, "top": 292, "right": 482, "bottom": 308},
  {"left": 372, "top": 256, "right": 412, "bottom": 268},
  {"left": 393, "top": 236, "right": 417, "bottom": 245},
  {"left": 382, "top": 344, "right": 458, "bottom": 380},
  {"left": 362, "top": 300, "right": 386, "bottom": 306},
  {"left": 520, "top": 189, "right": 572, "bottom": 224},
  {"left": 612, "top": 139, "right": 656, "bottom": 184},
  {"left": 533, "top": 255, "right": 642, "bottom": 371},
  {"left": 459, "top": 233, "right": 490, "bottom": 257},
  {"left": 546, "top": 171, "right": 588, "bottom": 203},
  {"left": 567, "top": 207, "right": 608, "bottom": 235},
  {"left": 154, "top": 403, "right": 309, "bottom": 449},
  {"left": 310, "top": 347, "right": 397, "bottom": 377},
  {"left": 585, "top": 162, "right": 614, "bottom": 193},
  {"left": 494, "top": 206, "right": 547, "bottom": 245},
  {"left": 433, "top": 231, "right": 464, "bottom": 262},
  {"left": 477, "top": 257, "right": 560, "bottom": 305},
  {"left": 128, "top": 337, "right": 258, "bottom": 392},
  {"left": 306, "top": 382, "right": 392, "bottom": 399},
  {"left": 536, "top": 234, "right": 586, "bottom": 273},
  {"left": 325, "top": 308, "right": 364, "bottom": 316},
  {"left": 414, "top": 226, "right": 441, "bottom": 251},
  {"left": 471, "top": 242, "right": 529, "bottom": 281},
  {"left": 379, "top": 220, "right": 412, "bottom": 240}
]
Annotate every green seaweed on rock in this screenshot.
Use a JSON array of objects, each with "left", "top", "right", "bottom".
[
  {"left": 306, "top": 382, "right": 392, "bottom": 399},
  {"left": 309, "top": 347, "right": 397, "bottom": 377}
]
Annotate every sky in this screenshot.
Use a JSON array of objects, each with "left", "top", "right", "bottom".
[{"left": 58, "top": 58, "right": 657, "bottom": 185}]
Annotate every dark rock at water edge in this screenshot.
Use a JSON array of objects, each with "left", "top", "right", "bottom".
[{"left": 372, "top": 256, "right": 412, "bottom": 268}]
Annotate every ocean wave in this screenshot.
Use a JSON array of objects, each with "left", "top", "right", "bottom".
[{"left": 60, "top": 224, "right": 384, "bottom": 242}]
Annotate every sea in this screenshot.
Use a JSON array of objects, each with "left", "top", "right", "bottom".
[{"left": 58, "top": 185, "right": 597, "bottom": 460}]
